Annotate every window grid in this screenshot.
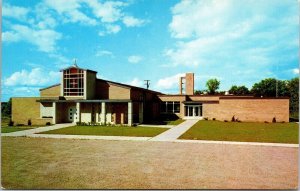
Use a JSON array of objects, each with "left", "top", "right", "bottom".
[{"left": 63, "top": 68, "right": 84, "bottom": 96}]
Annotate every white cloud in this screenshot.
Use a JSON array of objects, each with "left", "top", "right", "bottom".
[
  {"left": 127, "top": 78, "right": 143, "bottom": 87},
  {"left": 44, "top": 0, "right": 97, "bottom": 26},
  {"left": 123, "top": 16, "right": 146, "bottom": 27},
  {"left": 292, "top": 68, "right": 299, "bottom": 74},
  {"left": 164, "top": 0, "right": 298, "bottom": 90},
  {"left": 128, "top": 55, "right": 142, "bottom": 63},
  {"left": 155, "top": 73, "right": 185, "bottom": 90},
  {"left": 85, "top": 0, "right": 126, "bottom": 23},
  {"left": 98, "top": 24, "right": 121, "bottom": 36},
  {"left": 3, "top": 24, "right": 62, "bottom": 53},
  {"left": 96, "top": 50, "right": 114, "bottom": 57},
  {"left": 4, "top": 68, "right": 60, "bottom": 86},
  {"left": 2, "top": 3, "right": 29, "bottom": 20}
]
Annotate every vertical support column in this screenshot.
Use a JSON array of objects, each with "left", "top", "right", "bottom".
[
  {"left": 128, "top": 102, "right": 133, "bottom": 126},
  {"left": 139, "top": 102, "right": 143, "bottom": 124},
  {"left": 52, "top": 102, "right": 56, "bottom": 124},
  {"left": 101, "top": 102, "right": 106, "bottom": 124},
  {"left": 76, "top": 102, "right": 81, "bottom": 123}
]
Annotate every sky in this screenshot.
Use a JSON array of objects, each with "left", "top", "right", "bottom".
[{"left": 2, "top": 0, "right": 299, "bottom": 101}]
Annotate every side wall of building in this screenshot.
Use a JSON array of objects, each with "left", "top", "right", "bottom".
[
  {"left": 12, "top": 97, "right": 52, "bottom": 125},
  {"left": 203, "top": 98, "right": 289, "bottom": 122},
  {"left": 40, "top": 85, "right": 60, "bottom": 97},
  {"left": 158, "top": 95, "right": 186, "bottom": 118}
]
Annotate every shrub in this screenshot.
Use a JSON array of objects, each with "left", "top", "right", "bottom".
[
  {"left": 224, "top": 120, "right": 228, "bottom": 122},
  {"left": 212, "top": 118, "right": 216, "bottom": 121},
  {"left": 27, "top": 119, "right": 32, "bottom": 126},
  {"left": 9, "top": 120, "right": 14, "bottom": 126},
  {"left": 264, "top": 121, "right": 269, "bottom": 123},
  {"left": 281, "top": 121, "right": 285, "bottom": 123},
  {"left": 272, "top": 117, "right": 276, "bottom": 123},
  {"left": 16, "top": 124, "right": 24, "bottom": 126},
  {"left": 231, "top": 116, "right": 235, "bottom": 122},
  {"left": 46, "top": 122, "right": 51, "bottom": 126},
  {"left": 204, "top": 117, "right": 208, "bottom": 120}
]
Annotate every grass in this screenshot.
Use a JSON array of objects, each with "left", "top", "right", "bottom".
[
  {"left": 165, "top": 119, "right": 185, "bottom": 125},
  {"left": 1, "top": 126, "right": 35, "bottom": 133},
  {"left": 2, "top": 125, "right": 48, "bottom": 133},
  {"left": 38, "top": 125, "right": 168, "bottom": 137},
  {"left": 179, "top": 120, "right": 299, "bottom": 144}
]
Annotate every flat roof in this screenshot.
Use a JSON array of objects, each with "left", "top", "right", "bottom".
[{"left": 37, "top": 99, "right": 134, "bottom": 103}]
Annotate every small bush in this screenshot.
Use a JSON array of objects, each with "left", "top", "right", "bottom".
[
  {"left": 204, "top": 117, "right": 208, "bottom": 120},
  {"left": 46, "top": 122, "right": 51, "bottom": 126},
  {"left": 264, "top": 121, "right": 269, "bottom": 123},
  {"left": 27, "top": 119, "right": 32, "bottom": 126},
  {"left": 231, "top": 116, "right": 235, "bottom": 122},
  {"left": 272, "top": 117, "right": 276, "bottom": 123},
  {"left": 9, "top": 120, "right": 14, "bottom": 126},
  {"left": 16, "top": 124, "right": 24, "bottom": 126},
  {"left": 281, "top": 121, "right": 285, "bottom": 123},
  {"left": 224, "top": 120, "right": 228, "bottom": 122},
  {"left": 212, "top": 118, "right": 216, "bottom": 121}
]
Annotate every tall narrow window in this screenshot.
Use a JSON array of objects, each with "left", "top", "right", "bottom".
[{"left": 63, "top": 68, "right": 84, "bottom": 96}]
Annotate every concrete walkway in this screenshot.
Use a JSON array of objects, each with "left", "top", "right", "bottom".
[
  {"left": 28, "top": 134, "right": 152, "bottom": 141},
  {"left": 138, "top": 124, "right": 174, "bottom": 128},
  {"left": 1, "top": 123, "right": 74, "bottom": 137},
  {"left": 150, "top": 119, "right": 198, "bottom": 141}
]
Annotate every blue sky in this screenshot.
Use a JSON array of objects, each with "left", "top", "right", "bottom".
[{"left": 2, "top": 0, "right": 299, "bottom": 101}]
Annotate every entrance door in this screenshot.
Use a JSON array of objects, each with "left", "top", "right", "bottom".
[
  {"left": 68, "top": 106, "right": 76, "bottom": 122},
  {"left": 184, "top": 105, "right": 202, "bottom": 118}
]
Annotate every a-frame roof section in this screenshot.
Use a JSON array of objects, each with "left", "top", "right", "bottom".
[
  {"left": 97, "top": 79, "right": 163, "bottom": 95},
  {"left": 60, "top": 65, "right": 97, "bottom": 73}
]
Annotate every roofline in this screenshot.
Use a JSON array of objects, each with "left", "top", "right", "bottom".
[
  {"left": 39, "top": 83, "right": 60, "bottom": 91},
  {"left": 96, "top": 79, "right": 163, "bottom": 95},
  {"left": 158, "top": 94, "right": 186, "bottom": 97},
  {"left": 59, "top": 66, "right": 97, "bottom": 73},
  {"left": 219, "top": 96, "right": 290, "bottom": 99}
]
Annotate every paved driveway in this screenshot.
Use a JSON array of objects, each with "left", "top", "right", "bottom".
[{"left": 2, "top": 137, "right": 297, "bottom": 189}]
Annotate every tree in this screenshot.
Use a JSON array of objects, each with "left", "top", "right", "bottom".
[
  {"left": 206, "top": 78, "right": 220, "bottom": 95},
  {"left": 194, "top": 90, "right": 205, "bottom": 95},
  {"left": 229, "top": 85, "right": 250, "bottom": 95},
  {"left": 1, "top": 98, "right": 12, "bottom": 118},
  {"left": 251, "top": 78, "right": 289, "bottom": 97},
  {"left": 287, "top": 77, "right": 299, "bottom": 119}
]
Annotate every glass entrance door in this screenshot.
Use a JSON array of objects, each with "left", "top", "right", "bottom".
[{"left": 184, "top": 105, "right": 202, "bottom": 117}]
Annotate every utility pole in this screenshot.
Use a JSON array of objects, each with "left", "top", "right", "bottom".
[
  {"left": 276, "top": 64, "right": 278, "bottom": 97},
  {"left": 144, "top": 80, "right": 150, "bottom": 89}
]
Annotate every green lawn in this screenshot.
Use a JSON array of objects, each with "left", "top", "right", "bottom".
[
  {"left": 179, "top": 120, "right": 299, "bottom": 144},
  {"left": 1, "top": 126, "right": 35, "bottom": 133},
  {"left": 39, "top": 125, "right": 168, "bottom": 137},
  {"left": 165, "top": 119, "right": 185, "bottom": 125}
]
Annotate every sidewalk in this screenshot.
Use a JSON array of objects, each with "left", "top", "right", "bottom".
[
  {"left": 150, "top": 119, "right": 198, "bottom": 141},
  {"left": 1, "top": 123, "right": 74, "bottom": 137}
]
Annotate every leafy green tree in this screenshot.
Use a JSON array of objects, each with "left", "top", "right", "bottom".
[
  {"left": 251, "top": 78, "right": 289, "bottom": 97},
  {"left": 1, "top": 98, "right": 12, "bottom": 118},
  {"left": 194, "top": 90, "right": 205, "bottom": 95},
  {"left": 287, "top": 77, "right": 299, "bottom": 119},
  {"left": 229, "top": 85, "right": 250, "bottom": 95},
  {"left": 206, "top": 78, "right": 220, "bottom": 95}
]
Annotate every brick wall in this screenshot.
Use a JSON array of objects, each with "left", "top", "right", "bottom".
[
  {"left": 185, "top": 73, "right": 194, "bottom": 95},
  {"left": 203, "top": 98, "right": 289, "bottom": 122},
  {"left": 40, "top": 85, "right": 60, "bottom": 97},
  {"left": 12, "top": 97, "right": 50, "bottom": 125}
]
